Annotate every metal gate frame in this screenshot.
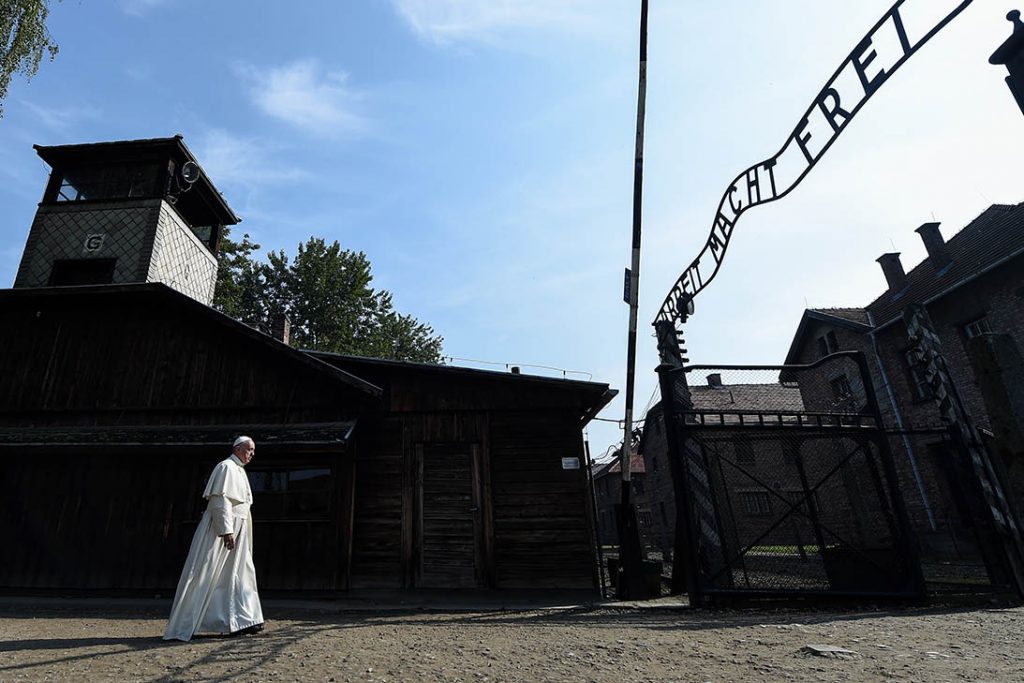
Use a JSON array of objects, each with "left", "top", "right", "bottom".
[{"left": 656, "top": 350, "right": 926, "bottom": 604}]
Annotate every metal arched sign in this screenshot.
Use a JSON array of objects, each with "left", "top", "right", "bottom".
[{"left": 656, "top": 0, "right": 975, "bottom": 326}]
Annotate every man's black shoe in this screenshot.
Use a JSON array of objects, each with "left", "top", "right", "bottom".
[{"left": 230, "top": 623, "right": 264, "bottom": 637}]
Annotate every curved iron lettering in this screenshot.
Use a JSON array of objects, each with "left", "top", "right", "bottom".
[{"left": 656, "top": 0, "right": 975, "bottom": 325}]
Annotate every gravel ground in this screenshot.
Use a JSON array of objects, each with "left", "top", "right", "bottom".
[{"left": 1, "top": 599, "right": 1022, "bottom": 682}]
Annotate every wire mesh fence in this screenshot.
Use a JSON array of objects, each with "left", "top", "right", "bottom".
[{"left": 631, "top": 353, "right": 1005, "bottom": 601}]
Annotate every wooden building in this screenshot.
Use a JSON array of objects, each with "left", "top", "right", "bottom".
[{"left": 0, "top": 137, "right": 614, "bottom": 595}]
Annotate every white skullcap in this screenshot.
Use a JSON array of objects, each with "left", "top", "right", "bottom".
[{"left": 233, "top": 435, "right": 253, "bottom": 447}]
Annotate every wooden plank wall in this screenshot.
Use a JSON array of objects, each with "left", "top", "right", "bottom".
[
  {"left": 489, "top": 412, "right": 594, "bottom": 589},
  {"left": 0, "top": 451, "right": 350, "bottom": 593},
  {"left": 349, "top": 417, "right": 405, "bottom": 587},
  {"left": 0, "top": 454, "right": 202, "bottom": 592},
  {"left": 348, "top": 410, "right": 595, "bottom": 590},
  {"left": 246, "top": 452, "right": 346, "bottom": 592},
  {"left": 0, "top": 297, "right": 358, "bottom": 426},
  {"left": 416, "top": 443, "right": 479, "bottom": 588}
]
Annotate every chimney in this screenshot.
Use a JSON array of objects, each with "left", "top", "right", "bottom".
[
  {"left": 707, "top": 373, "right": 723, "bottom": 388},
  {"left": 915, "top": 222, "right": 952, "bottom": 270},
  {"left": 510, "top": 366, "right": 521, "bottom": 374},
  {"left": 270, "top": 313, "right": 291, "bottom": 345},
  {"left": 876, "top": 253, "right": 906, "bottom": 292}
]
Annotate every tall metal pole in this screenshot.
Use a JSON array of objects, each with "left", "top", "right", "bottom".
[
  {"left": 613, "top": 0, "right": 650, "bottom": 600},
  {"left": 621, "top": 0, "right": 649, "bottom": 502}
]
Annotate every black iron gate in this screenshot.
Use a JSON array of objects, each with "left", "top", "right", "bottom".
[{"left": 653, "top": 347, "right": 1013, "bottom": 604}]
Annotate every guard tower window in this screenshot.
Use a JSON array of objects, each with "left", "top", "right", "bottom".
[
  {"left": 190, "top": 225, "right": 214, "bottom": 243},
  {"left": 48, "top": 259, "right": 116, "bottom": 286},
  {"left": 52, "top": 163, "right": 161, "bottom": 203}
]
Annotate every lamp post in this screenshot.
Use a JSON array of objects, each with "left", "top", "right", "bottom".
[{"left": 990, "top": 10, "right": 1024, "bottom": 115}]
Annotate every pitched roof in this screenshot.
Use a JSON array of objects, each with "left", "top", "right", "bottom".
[
  {"left": 0, "top": 283, "right": 382, "bottom": 398},
  {"left": 310, "top": 350, "right": 616, "bottom": 424},
  {"left": 867, "top": 203, "right": 1024, "bottom": 328},
  {"left": 783, "top": 202, "right": 1024, "bottom": 361},
  {"left": 688, "top": 382, "right": 805, "bottom": 413},
  {"left": 34, "top": 135, "right": 240, "bottom": 226},
  {"left": 808, "top": 307, "right": 871, "bottom": 326},
  {"left": 782, "top": 308, "right": 873, "bottom": 364},
  {"left": 0, "top": 422, "right": 357, "bottom": 451},
  {"left": 598, "top": 447, "right": 646, "bottom": 475}
]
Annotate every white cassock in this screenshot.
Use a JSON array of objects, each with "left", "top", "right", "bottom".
[{"left": 163, "top": 454, "right": 264, "bottom": 641}]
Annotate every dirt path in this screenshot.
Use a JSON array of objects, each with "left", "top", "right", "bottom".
[{"left": 1, "top": 601, "right": 1022, "bottom": 682}]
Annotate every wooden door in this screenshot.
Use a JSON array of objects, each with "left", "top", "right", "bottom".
[{"left": 415, "top": 443, "right": 482, "bottom": 588}]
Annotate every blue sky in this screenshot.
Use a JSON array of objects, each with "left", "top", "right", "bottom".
[{"left": 1, "top": 1, "right": 1022, "bottom": 458}]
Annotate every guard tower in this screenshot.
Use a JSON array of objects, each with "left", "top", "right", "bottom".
[{"left": 13, "top": 136, "right": 239, "bottom": 306}]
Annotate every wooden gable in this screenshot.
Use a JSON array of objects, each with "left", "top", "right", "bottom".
[{"left": 0, "top": 284, "right": 379, "bottom": 428}]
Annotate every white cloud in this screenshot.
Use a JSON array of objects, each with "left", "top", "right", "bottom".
[
  {"left": 17, "top": 100, "right": 101, "bottom": 132},
  {"left": 235, "top": 60, "right": 365, "bottom": 137},
  {"left": 391, "top": 0, "right": 594, "bottom": 45},
  {"left": 193, "top": 129, "right": 310, "bottom": 211}
]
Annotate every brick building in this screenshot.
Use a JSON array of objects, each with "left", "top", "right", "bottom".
[
  {"left": 632, "top": 203, "right": 1023, "bottom": 585},
  {"left": 592, "top": 448, "right": 655, "bottom": 549},
  {"left": 783, "top": 201, "right": 1024, "bottom": 534},
  {"left": 637, "top": 378, "right": 805, "bottom": 564}
]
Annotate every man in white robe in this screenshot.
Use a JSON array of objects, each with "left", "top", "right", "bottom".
[{"left": 164, "top": 436, "right": 264, "bottom": 641}]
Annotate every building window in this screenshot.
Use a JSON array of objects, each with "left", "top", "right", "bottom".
[
  {"left": 739, "top": 491, "right": 773, "bottom": 516},
  {"left": 639, "top": 509, "right": 653, "bottom": 527},
  {"left": 48, "top": 258, "right": 116, "bottom": 286},
  {"left": 830, "top": 375, "right": 853, "bottom": 401},
  {"left": 817, "top": 330, "right": 839, "bottom": 357},
  {"left": 52, "top": 163, "right": 161, "bottom": 203},
  {"left": 734, "top": 440, "right": 755, "bottom": 465},
  {"left": 962, "top": 316, "right": 992, "bottom": 340},
  {"left": 633, "top": 478, "right": 645, "bottom": 495},
  {"left": 904, "top": 349, "right": 933, "bottom": 401},
  {"left": 786, "top": 490, "right": 823, "bottom": 512},
  {"left": 248, "top": 467, "right": 332, "bottom": 520}
]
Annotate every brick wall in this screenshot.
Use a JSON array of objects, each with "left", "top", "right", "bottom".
[{"left": 871, "top": 257, "right": 1024, "bottom": 432}]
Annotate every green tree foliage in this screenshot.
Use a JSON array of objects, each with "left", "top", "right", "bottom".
[
  {"left": 0, "top": 0, "right": 59, "bottom": 116},
  {"left": 213, "top": 229, "right": 443, "bottom": 363},
  {"left": 212, "top": 228, "right": 263, "bottom": 324}
]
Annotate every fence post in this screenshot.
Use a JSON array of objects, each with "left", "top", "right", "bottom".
[
  {"left": 904, "top": 304, "right": 1024, "bottom": 597},
  {"left": 853, "top": 351, "right": 927, "bottom": 597},
  {"left": 654, "top": 320, "right": 705, "bottom": 602}
]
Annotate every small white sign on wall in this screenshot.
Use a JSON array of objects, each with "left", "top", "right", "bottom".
[
  {"left": 561, "top": 457, "right": 580, "bottom": 470},
  {"left": 83, "top": 234, "right": 106, "bottom": 253}
]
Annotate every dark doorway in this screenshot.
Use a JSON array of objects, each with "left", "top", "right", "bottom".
[
  {"left": 48, "top": 259, "right": 117, "bottom": 286},
  {"left": 414, "top": 443, "right": 482, "bottom": 588}
]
